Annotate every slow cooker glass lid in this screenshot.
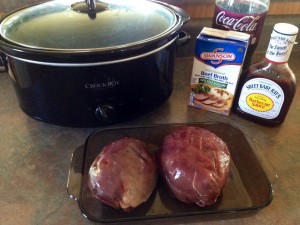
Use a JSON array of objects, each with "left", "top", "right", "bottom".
[{"left": 0, "top": 0, "right": 177, "bottom": 51}]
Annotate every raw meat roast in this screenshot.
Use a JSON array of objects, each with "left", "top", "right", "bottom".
[
  {"left": 88, "top": 137, "right": 157, "bottom": 212},
  {"left": 158, "top": 126, "right": 231, "bottom": 207}
]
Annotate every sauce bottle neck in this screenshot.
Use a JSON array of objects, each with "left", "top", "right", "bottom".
[{"left": 265, "top": 23, "right": 298, "bottom": 64}]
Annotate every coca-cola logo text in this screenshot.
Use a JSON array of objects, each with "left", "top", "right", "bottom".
[{"left": 215, "top": 11, "right": 260, "bottom": 33}]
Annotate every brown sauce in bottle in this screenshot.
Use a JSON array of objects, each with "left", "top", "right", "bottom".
[
  {"left": 234, "top": 59, "right": 296, "bottom": 126},
  {"left": 233, "top": 23, "right": 298, "bottom": 126}
]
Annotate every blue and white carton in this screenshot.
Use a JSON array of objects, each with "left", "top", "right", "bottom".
[{"left": 189, "top": 27, "right": 250, "bottom": 115}]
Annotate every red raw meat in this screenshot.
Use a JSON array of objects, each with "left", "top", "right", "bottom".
[
  {"left": 88, "top": 137, "right": 157, "bottom": 212},
  {"left": 158, "top": 126, "right": 231, "bottom": 207}
]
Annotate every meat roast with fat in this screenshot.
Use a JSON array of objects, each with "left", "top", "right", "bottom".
[
  {"left": 158, "top": 126, "right": 231, "bottom": 207},
  {"left": 88, "top": 137, "right": 157, "bottom": 212}
]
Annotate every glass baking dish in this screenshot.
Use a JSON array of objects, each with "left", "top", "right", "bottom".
[{"left": 67, "top": 122, "right": 274, "bottom": 223}]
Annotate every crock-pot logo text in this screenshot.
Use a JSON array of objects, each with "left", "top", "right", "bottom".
[
  {"left": 215, "top": 11, "right": 261, "bottom": 33},
  {"left": 85, "top": 80, "right": 121, "bottom": 89},
  {"left": 200, "top": 48, "right": 236, "bottom": 65}
]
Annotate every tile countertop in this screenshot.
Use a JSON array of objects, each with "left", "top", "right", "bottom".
[{"left": 1, "top": 16, "right": 300, "bottom": 225}]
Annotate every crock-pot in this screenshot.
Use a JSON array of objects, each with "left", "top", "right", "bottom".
[{"left": 0, "top": 0, "right": 189, "bottom": 127}]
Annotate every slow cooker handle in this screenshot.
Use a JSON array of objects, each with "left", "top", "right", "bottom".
[{"left": 176, "top": 31, "right": 191, "bottom": 47}]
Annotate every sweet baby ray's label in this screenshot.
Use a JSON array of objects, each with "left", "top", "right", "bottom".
[{"left": 189, "top": 28, "right": 249, "bottom": 115}]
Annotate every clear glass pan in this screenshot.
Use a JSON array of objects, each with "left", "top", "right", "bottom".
[{"left": 67, "top": 122, "right": 273, "bottom": 223}]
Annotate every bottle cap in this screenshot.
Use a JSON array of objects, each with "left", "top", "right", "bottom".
[
  {"left": 274, "top": 23, "right": 298, "bottom": 36},
  {"left": 266, "top": 23, "right": 298, "bottom": 63}
]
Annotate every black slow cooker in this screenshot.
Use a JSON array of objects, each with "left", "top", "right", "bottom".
[{"left": 0, "top": 0, "right": 189, "bottom": 127}]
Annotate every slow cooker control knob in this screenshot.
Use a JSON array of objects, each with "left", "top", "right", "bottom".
[{"left": 95, "top": 104, "right": 116, "bottom": 122}]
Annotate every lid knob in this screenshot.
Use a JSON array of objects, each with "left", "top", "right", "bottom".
[
  {"left": 86, "top": 0, "right": 96, "bottom": 19},
  {"left": 71, "top": 0, "right": 108, "bottom": 19},
  {"left": 86, "top": 0, "right": 96, "bottom": 11}
]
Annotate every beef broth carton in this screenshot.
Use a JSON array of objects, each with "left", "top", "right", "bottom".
[{"left": 189, "top": 27, "right": 250, "bottom": 115}]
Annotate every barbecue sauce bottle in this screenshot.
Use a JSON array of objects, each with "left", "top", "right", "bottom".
[{"left": 234, "top": 23, "right": 299, "bottom": 126}]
